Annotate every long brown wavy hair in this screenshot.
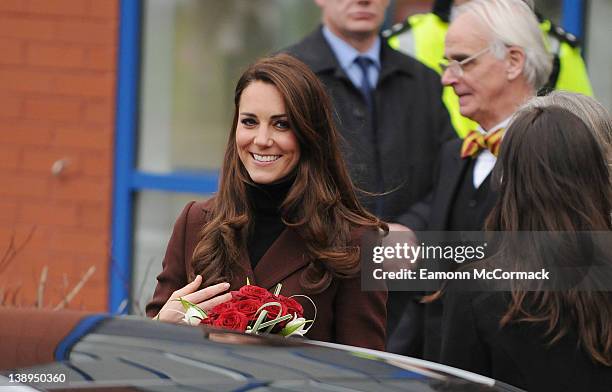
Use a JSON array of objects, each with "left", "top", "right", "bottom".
[
  {"left": 191, "top": 54, "right": 387, "bottom": 294},
  {"left": 486, "top": 105, "right": 612, "bottom": 366}
]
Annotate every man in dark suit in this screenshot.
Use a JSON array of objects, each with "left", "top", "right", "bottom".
[
  {"left": 391, "top": 0, "right": 554, "bottom": 359},
  {"left": 283, "top": 0, "right": 455, "bottom": 350},
  {"left": 284, "top": 0, "right": 454, "bottom": 230}
]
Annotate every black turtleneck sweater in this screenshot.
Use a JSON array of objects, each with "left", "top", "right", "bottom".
[{"left": 246, "top": 177, "right": 293, "bottom": 269}]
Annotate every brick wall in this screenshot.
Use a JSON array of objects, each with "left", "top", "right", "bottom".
[{"left": 0, "top": 0, "right": 118, "bottom": 311}]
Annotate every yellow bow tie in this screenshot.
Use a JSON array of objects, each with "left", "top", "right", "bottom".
[{"left": 460, "top": 128, "right": 505, "bottom": 159}]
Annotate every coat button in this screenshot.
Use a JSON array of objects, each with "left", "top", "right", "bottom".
[
  {"left": 352, "top": 108, "right": 363, "bottom": 118},
  {"left": 468, "top": 200, "right": 477, "bottom": 208}
]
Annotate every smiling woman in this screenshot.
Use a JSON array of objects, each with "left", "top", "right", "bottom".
[
  {"left": 235, "top": 82, "right": 300, "bottom": 184},
  {"left": 146, "top": 54, "right": 389, "bottom": 350}
]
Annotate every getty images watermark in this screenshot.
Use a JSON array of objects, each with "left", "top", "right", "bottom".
[{"left": 360, "top": 231, "right": 612, "bottom": 291}]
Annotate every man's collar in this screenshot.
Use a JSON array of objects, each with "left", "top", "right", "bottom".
[
  {"left": 321, "top": 25, "right": 381, "bottom": 70},
  {"left": 288, "top": 26, "right": 413, "bottom": 80},
  {"left": 478, "top": 117, "right": 512, "bottom": 135}
]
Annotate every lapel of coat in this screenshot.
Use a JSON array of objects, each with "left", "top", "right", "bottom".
[
  {"left": 289, "top": 26, "right": 345, "bottom": 77},
  {"left": 252, "top": 227, "right": 309, "bottom": 291},
  {"left": 230, "top": 249, "right": 256, "bottom": 290},
  {"left": 378, "top": 38, "right": 414, "bottom": 83}
]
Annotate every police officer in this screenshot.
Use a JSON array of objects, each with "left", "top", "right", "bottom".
[{"left": 384, "top": 0, "right": 593, "bottom": 137}]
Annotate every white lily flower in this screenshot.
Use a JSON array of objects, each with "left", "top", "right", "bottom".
[
  {"left": 182, "top": 306, "right": 203, "bottom": 326},
  {"left": 284, "top": 314, "right": 308, "bottom": 337}
]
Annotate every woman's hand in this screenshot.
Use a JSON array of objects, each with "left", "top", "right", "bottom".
[{"left": 155, "top": 275, "right": 231, "bottom": 323}]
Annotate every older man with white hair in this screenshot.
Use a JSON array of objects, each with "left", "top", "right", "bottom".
[
  {"left": 387, "top": 0, "right": 552, "bottom": 359},
  {"left": 432, "top": 0, "right": 551, "bottom": 226}
]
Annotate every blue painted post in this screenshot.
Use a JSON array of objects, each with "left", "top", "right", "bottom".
[
  {"left": 562, "top": 0, "right": 585, "bottom": 39},
  {"left": 110, "top": 0, "right": 141, "bottom": 314}
]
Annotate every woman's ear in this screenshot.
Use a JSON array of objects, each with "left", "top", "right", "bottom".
[{"left": 506, "top": 46, "right": 526, "bottom": 81}]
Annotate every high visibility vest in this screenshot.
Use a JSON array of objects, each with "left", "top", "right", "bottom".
[
  {"left": 539, "top": 19, "right": 593, "bottom": 96},
  {"left": 385, "top": 13, "right": 593, "bottom": 138}
]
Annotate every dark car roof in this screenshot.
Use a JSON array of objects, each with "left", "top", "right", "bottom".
[{"left": 0, "top": 309, "right": 524, "bottom": 391}]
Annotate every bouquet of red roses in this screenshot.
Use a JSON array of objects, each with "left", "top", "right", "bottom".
[{"left": 196, "top": 283, "right": 315, "bottom": 337}]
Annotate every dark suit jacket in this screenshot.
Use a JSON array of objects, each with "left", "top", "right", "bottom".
[
  {"left": 387, "top": 139, "right": 498, "bottom": 358},
  {"left": 146, "top": 199, "right": 387, "bottom": 351},
  {"left": 427, "top": 139, "right": 498, "bottom": 230},
  {"left": 284, "top": 27, "right": 455, "bottom": 228},
  {"left": 441, "top": 289, "right": 612, "bottom": 391}
]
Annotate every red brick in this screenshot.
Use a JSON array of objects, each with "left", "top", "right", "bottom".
[
  {"left": 0, "top": 0, "right": 117, "bottom": 311},
  {"left": 81, "top": 151, "right": 112, "bottom": 177},
  {"left": 89, "top": 0, "right": 118, "bottom": 19},
  {"left": 55, "top": 20, "right": 116, "bottom": 44},
  {"left": 78, "top": 202, "right": 110, "bottom": 229},
  {"left": 0, "top": 121, "right": 53, "bottom": 146},
  {"left": 83, "top": 100, "right": 114, "bottom": 124},
  {"left": 0, "top": 16, "right": 56, "bottom": 40},
  {"left": 0, "top": 200, "right": 19, "bottom": 223},
  {"left": 26, "top": 0, "right": 89, "bottom": 16},
  {"left": 0, "top": 174, "right": 49, "bottom": 198},
  {"left": 0, "top": 96, "right": 22, "bottom": 118},
  {"left": 0, "top": 280, "right": 31, "bottom": 306},
  {"left": 0, "top": 38, "right": 24, "bottom": 65},
  {"left": 24, "top": 98, "right": 82, "bottom": 122},
  {"left": 25, "top": 254, "right": 75, "bottom": 279},
  {"left": 0, "top": 238, "right": 91, "bottom": 305},
  {"left": 0, "top": 69, "right": 55, "bottom": 94},
  {"left": 79, "top": 262, "right": 109, "bottom": 287},
  {"left": 21, "top": 147, "right": 81, "bottom": 175},
  {"left": 26, "top": 43, "right": 84, "bottom": 69},
  {"left": 75, "top": 283, "right": 107, "bottom": 311},
  {"left": 50, "top": 176, "right": 110, "bottom": 202},
  {"left": 52, "top": 127, "right": 112, "bottom": 150},
  {"left": 28, "top": 261, "right": 97, "bottom": 308},
  {"left": 0, "top": 146, "right": 20, "bottom": 170},
  {"left": 54, "top": 73, "right": 114, "bottom": 98},
  {"left": 18, "top": 202, "right": 79, "bottom": 227},
  {"left": 0, "top": 0, "right": 26, "bottom": 12},
  {"left": 0, "top": 225, "right": 51, "bottom": 254},
  {"left": 52, "top": 229, "right": 108, "bottom": 255},
  {"left": 62, "top": 273, "right": 108, "bottom": 307},
  {"left": 84, "top": 46, "right": 115, "bottom": 71},
  {"left": 72, "top": 256, "right": 108, "bottom": 281}
]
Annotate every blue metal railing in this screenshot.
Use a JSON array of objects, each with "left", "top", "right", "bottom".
[{"left": 111, "top": 0, "right": 142, "bottom": 313}]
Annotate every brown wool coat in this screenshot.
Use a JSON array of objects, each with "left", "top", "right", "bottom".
[{"left": 146, "top": 199, "right": 387, "bottom": 351}]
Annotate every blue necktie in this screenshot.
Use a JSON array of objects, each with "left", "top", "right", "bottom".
[
  {"left": 354, "top": 56, "right": 383, "bottom": 216},
  {"left": 354, "top": 56, "right": 374, "bottom": 116}
]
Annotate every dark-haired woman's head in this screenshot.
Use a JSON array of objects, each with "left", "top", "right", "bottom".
[
  {"left": 487, "top": 105, "right": 611, "bottom": 232},
  {"left": 486, "top": 104, "right": 612, "bottom": 366},
  {"left": 223, "top": 53, "right": 346, "bottom": 188},
  {"left": 234, "top": 80, "right": 300, "bottom": 185},
  {"left": 193, "top": 54, "right": 385, "bottom": 293}
]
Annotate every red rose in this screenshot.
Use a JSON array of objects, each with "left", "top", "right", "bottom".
[
  {"left": 236, "top": 285, "right": 273, "bottom": 301},
  {"left": 279, "top": 296, "right": 304, "bottom": 318},
  {"left": 230, "top": 290, "right": 243, "bottom": 300},
  {"left": 263, "top": 296, "right": 288, "bottom": 322},
  {"left": 233, "top": 299, "right": 263, "bottom": 320},
  {"left": 213, "top": 310, "right": 250, "bottom": 332},
  {"left": 201, "top": 312, "right": 218, "bottom": 325},
  {"left": 210, "top": 301, "right": 234, "bottom": 315}
]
